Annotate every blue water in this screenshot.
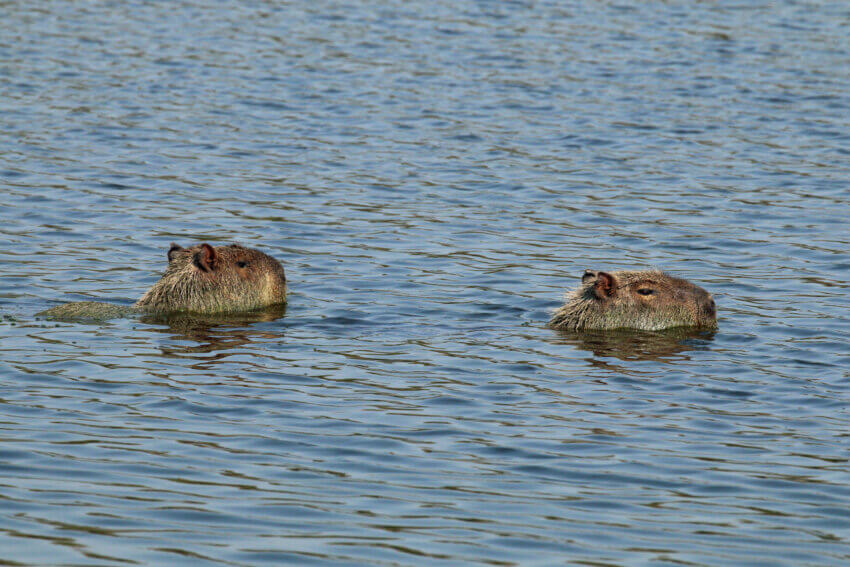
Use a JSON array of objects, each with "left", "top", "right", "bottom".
[{"left": 2, "top": 1, "right": 849, "bottom": 564}]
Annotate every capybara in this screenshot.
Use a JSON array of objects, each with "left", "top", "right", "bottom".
[
  {"left": 550, "top": 269, "right": 716, "bottom": 331},
  {"left": 39, "top": 243, "right": 287, "bottom": 320}
]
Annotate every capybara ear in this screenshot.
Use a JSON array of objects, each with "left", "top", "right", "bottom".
[
  {"left": 593, "top": 271, "right": 616, "bottom": 299},
  {"left": 167, "top": 243, "right": 184, "bottom": 262},
  {"left": 193, "top": 243, "right": 217, "bottom": 272},
  {"left": 582, "top": 269, "right": 597, "bottom": 284}
]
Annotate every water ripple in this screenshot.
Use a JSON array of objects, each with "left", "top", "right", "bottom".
[{"left": 1, "top": 0, "right": 849, "bottom": 565}]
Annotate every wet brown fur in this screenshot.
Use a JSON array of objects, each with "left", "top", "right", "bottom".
[
  {"left": 550, "top": 269, "right": 716, "bottom": 331},
  {"left": 135, "top": 243, "right": 287, "bottom": 314},
  {"left": 40, "top": 243, "right": 287, "bottom": 320}
]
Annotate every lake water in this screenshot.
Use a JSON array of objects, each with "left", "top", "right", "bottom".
[{"left": 2, "top": 1, "right": 849, "bottom": 565}]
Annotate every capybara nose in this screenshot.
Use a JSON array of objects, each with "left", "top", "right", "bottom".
[{"left": 704, "top": 296, "right": 716, "bottom": 318}]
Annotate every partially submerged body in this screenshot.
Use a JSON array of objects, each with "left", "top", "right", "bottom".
[
  {"left": 39, "top": 243, "right": 287, "bottom": 321},
  {"left": 550, "top": 269, "right": 716, "bottom": 332},
  {"left": 38, "top": 301, "right": 136, "bottom": 321}
]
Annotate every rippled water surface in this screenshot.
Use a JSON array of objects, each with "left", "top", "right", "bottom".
[{"left": 2, "top": 1, "right": 850, "bottom": 565}]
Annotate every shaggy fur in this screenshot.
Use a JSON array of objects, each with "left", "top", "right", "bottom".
[
  {"left": 37, "top": 301, "right": 135, "bottom": 321},
  {"left": 550, "top": 269, "right": 716, "bottom": 331},
  {"left": 39, "top": 243, "right": 287, "bottom": 320},
  {"left": 135, "top": 243, "right": 287, "bottom": 314}
]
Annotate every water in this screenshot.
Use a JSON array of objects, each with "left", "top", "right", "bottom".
[{"left": 2, "top": 1, "right": 849, "bottom": 564}]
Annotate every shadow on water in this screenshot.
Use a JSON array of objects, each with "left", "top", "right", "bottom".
[
  {"left": 139, "top": 304, "right": 287, "bottom": 355},
  {"left": 553, "top": 327, "right": 716, "bottom": 362}
]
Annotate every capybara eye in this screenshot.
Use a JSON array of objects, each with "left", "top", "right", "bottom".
[
  {"left": 637, "top": 288, "right": 654, "bottom": 296},
  {"left": 236, "top": 261, "right": 248, "bottom": 268}
]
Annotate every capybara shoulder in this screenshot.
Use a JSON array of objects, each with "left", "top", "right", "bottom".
[
  {"left": 135, "top": 243, "right": 287, "bottom": 314},
  {"left": 549, "top": 269, "right": 716, "bottom": 331}
]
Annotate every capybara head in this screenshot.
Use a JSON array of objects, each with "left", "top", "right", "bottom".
[
  {"left": 135, "top": 243, "right": 287, "bottom": 314},
  {"left": 549, "top": 269, "right": 716, "bottom": 331}
]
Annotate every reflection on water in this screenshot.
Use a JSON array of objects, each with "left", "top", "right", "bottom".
[
  {"left": 554, "top": 327, "right": 716, "bottom": 362},
  {"left": 140, "top": 305, "right": 287, "bottom": 355}
]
